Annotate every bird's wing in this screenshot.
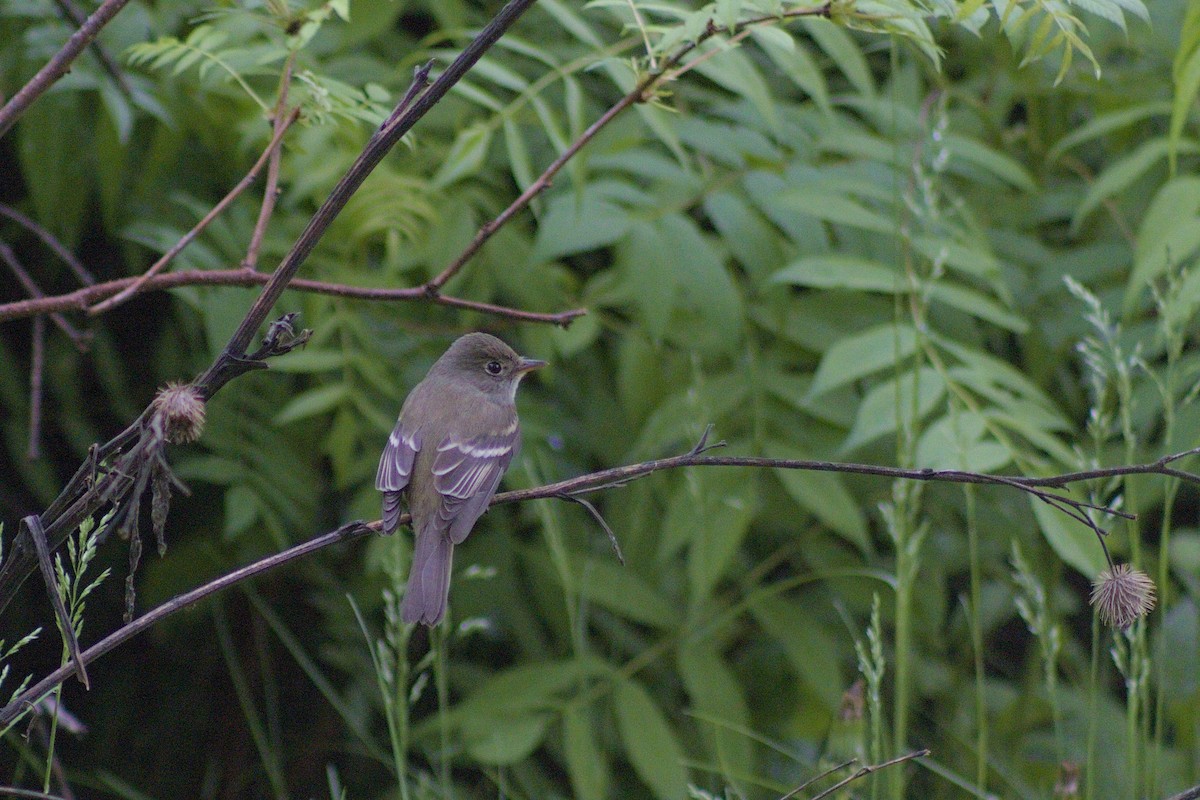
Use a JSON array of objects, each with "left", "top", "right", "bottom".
[
  {"left": 376, "top": 417, "right": 422, "bottom": 493},
  {"left": 431, "top": 412, "right": 519, "bottom": 544}
]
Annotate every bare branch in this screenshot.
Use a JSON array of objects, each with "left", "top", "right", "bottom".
[
  {"left": 88, "top": 107, "right": 301, "bottom": 315},
  {"left": 0, "top": 204, "right": 95, "bottom": 286},
  {"left": 49, "top": 0, "right": 133, "bottom": 98},
  {"left": 0, "top": 269, "right": 586, "bottom": 327},
  {"left": 0, "top": 0, "right": 136, "bottom": 139},
  {"left": 27, "top": 315, "right": 44, "bottom": 461},
  {"left": 0, "top": 0, "right": 544, "bottom": 623},
  {"left": 7, "top": 434, "right": 1200, "bottom": 728},
  {"left": 242, "top": 56, "right": 298, "bottom": 272},
  {"left": 23, "top": 515, "right": 88, "bottom": 688},
  {"left": 202, "top": 0, "right": 541, "bottom": 391},
  {"left": 801, "top": 749, "right": 930, "bottom": 800},
  {"left": 422, "top": 2, "right": 834, "bottom": 293},
  {"left": 0, "top": 241, "right": 91, "bottom": 350}
]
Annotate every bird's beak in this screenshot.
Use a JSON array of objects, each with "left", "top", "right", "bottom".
[{"left": 516, "top": 357, "right": 547, "bottom": 373}]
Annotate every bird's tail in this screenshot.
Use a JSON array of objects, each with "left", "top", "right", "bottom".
[{"left": 401, "top": 525, "right": 454, "bottom": 626}]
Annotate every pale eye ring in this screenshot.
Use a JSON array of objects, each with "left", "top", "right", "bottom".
[{"left": 485, "top": 360, "right": 503, "bottom": 376}]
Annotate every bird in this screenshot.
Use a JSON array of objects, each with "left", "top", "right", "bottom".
[{"left": 375, "top": 332, "right": 546, "bottom": 626}]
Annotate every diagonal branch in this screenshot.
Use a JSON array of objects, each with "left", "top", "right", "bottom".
[
  {"left": 0, "top": 0, "right": 543, "bottom": 621},
  {"left": 87, "top": 107, "right": 301, "bottom": 316},
  {"left": 0, "top": 0, "right": 136, "bottom": 139},
  {"left": 0, "top": 241, "right": 91, "bottom": 350},
  {"left": 49, "top": 0, "right": 133, "bottom": 98},
  {"left": 201, "top": 0, "right": 541, "bottom": 393},
  {"left": 242, "top": 57, "right": 298, "bottom": 272},
  {"left": 5, "top": 436, "right": 1199, "bottom": 729},
  {"left": 421, "top": 2, "right": 834, "bottom": 293},
  {"left": 0, "top": 204, "right": 95, "bottom": 286},
  {"left": 0, "top": 269, "right": 586, "bottom": 326}
]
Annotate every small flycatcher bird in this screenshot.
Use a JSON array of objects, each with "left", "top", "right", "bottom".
[{"left": 376, "top": 333, "right": 546, "bottom": 626}]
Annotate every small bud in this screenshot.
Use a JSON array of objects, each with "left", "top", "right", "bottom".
[
  {"left": 152, "top": 382, "right": 206, "bottom": 444},
  {"left": 1090, "top": 564, "right": 1156, "bottom": 629}
]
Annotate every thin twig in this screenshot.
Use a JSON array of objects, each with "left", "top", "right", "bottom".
[
  {"left": 421, "top": 1, "right": 833, "bottom": 293},
  {"left": 0, "top": 204, "right": 95, "bottom": 285},
  {"left": 242, "top": 57, "right": 297, "bottom": 271},
  {"left": 7, "top": 434, "right": 1200, "bottom": 728},
  {"left": 804, "top": 749, "right": 930, "bottom": 800},
  {"left": 49, "top": 0, "right": 133, "bottom": 98},
  {"left": 0, "top": 521, "right": 376, "bottom": 730},
  {"left": 0, "top": 0, "right": 543, "bottom": 624},
  {"left": 202, "top": 0, "right": 541, "bottom": 389},
  {"left": 0, "top": 241, "right": 91, "bottom": 350},
  {"left": 0, "top": 787, "right": 68, "bottom": 800},
  {"left": 0, "top": 0, "right": 136, "bottom": 139},
  {"left": 380, "top": 60, "right": 435, "bottom": 132},
  {"left": 779, "top": 758, "right": 858, "bottom": 800},
  {"left": 23, "top": 516, "right": 88, "bottom": 688},
  {"left": 89, "top": 107, "right": 301, "bottom": 315},
  {"left": 0, "top": 268, "right": 586, "bottom": 326},
  {"left": 557, "top": 493, "right": 625, "bottom": 564},
  {"left": 27, "top": 315, "right": 45, "bottom": 461}
]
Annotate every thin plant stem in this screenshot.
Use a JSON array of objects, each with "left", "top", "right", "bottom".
[
  {"left": 88, "top": 107, "right": 301, "bottom": 315},
  {"left": 243, "top": 55, "right": 296, "bottom": 271},
  {"left": 434, "top": 624, "right": 452, "bottom": 797},
  {"left": 1087, "top": 609, "right": 1099, "bottom": 800},
  {"left": 964, "top": 485, "right": 987, "bottom": 793}
]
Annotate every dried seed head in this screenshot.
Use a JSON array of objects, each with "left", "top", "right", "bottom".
[
  {"left": 152, "top": 382, "right": 206, "bottom": 444},
  {"left": 1090, "top": 564, "right": 1156, "bottom": 629}
]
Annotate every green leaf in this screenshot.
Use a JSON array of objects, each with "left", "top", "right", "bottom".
[
  {"left": 928, "top": 283, "right": 1029, "bottom": 332},
  {"left": 677, "top": 643, "right": 753, "bottom": 782},
  {"left": 274, "top": 384, "right": 349, "bottom": 425},
  {"left": 1031, "top": 499, "right": 1107, "bottom": 577},
  {"left": 692, "top": 41, "right": 779, "bottom": 133},
  {"left": 764, "top": 441, "right": 868, "bottom": 552},
  {"left": 687, "top": 474, "right": 757, "bottom": 600},
  {"left": 614, "top": 679, "right": 689, "bottom": 800},
  {"left": 567, "top": 550, "right": 681, "bottom": 628},
  {"left": 750, "top": 595, "right": 843, "bottom": 709},
  {"left": 843, "top": 367, "right": 947, "bottom": 451},
  {"left": 801, "top": 18, "right": 874, "bottom": 96},
  {"left": 223, "top": 485, "right": 259, "bottom": 538},
  {"left": 771, "top": 255, "right": 898, "bottom": 292},
  {"left": 503, "top": 116, "right": 536, "bottom": 196},
  {"left": 458, "top": 659, "right": 609, "bottom": 718},
  {"left": 751, "top": 27, "right": 830, "bottom": 113},
  {"left": 432, "top": 124, "right": 494, "bottom": 188},
  {"left": 779, "top": 190, "right": 895, "bottom": 234},
  {"left": 563, "top": 708, "right": 608, "bottom": 800},
  {"left": 616, "top": 220, "right": 681, "bottom": 342},
  {"left": 945, "top": 134, "right": 1037, "bottom": 191},
  {"left": 464, "top": 713, "right": 551, "bottom": 764},
  {"left": 533, "top": 192, "right": 632, "bottom": 261},
  {"left": 914, "top": 412, "right": 1013, "bottom": 472},
  {"left": 1048, "top": 101, "right": 1170, "bottom": 162},
  {"left": 1071, "top": 137, "right": 1198, "bottom": 233},
  {"left": 1127, "top": 176, "right": 1200, "bottom": 309},
  {"left": 810, "top": 324, "right": 919, "bottom": 396},
  {"left": 268, "top": 349, "right": 348, "bottom": 373}
]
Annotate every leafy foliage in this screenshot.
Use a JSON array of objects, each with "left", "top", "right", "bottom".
[{"left": 7, "top": 0, "right": 1200, "bottom": 798}]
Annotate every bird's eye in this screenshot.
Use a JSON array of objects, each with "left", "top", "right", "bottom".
[{"left": 485, "top": 360, "right": 503, "bottom": 376}]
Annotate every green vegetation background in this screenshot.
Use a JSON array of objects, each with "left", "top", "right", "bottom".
[{"left": 2, "top": 0, "right": 1199, "bottom": 798}]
